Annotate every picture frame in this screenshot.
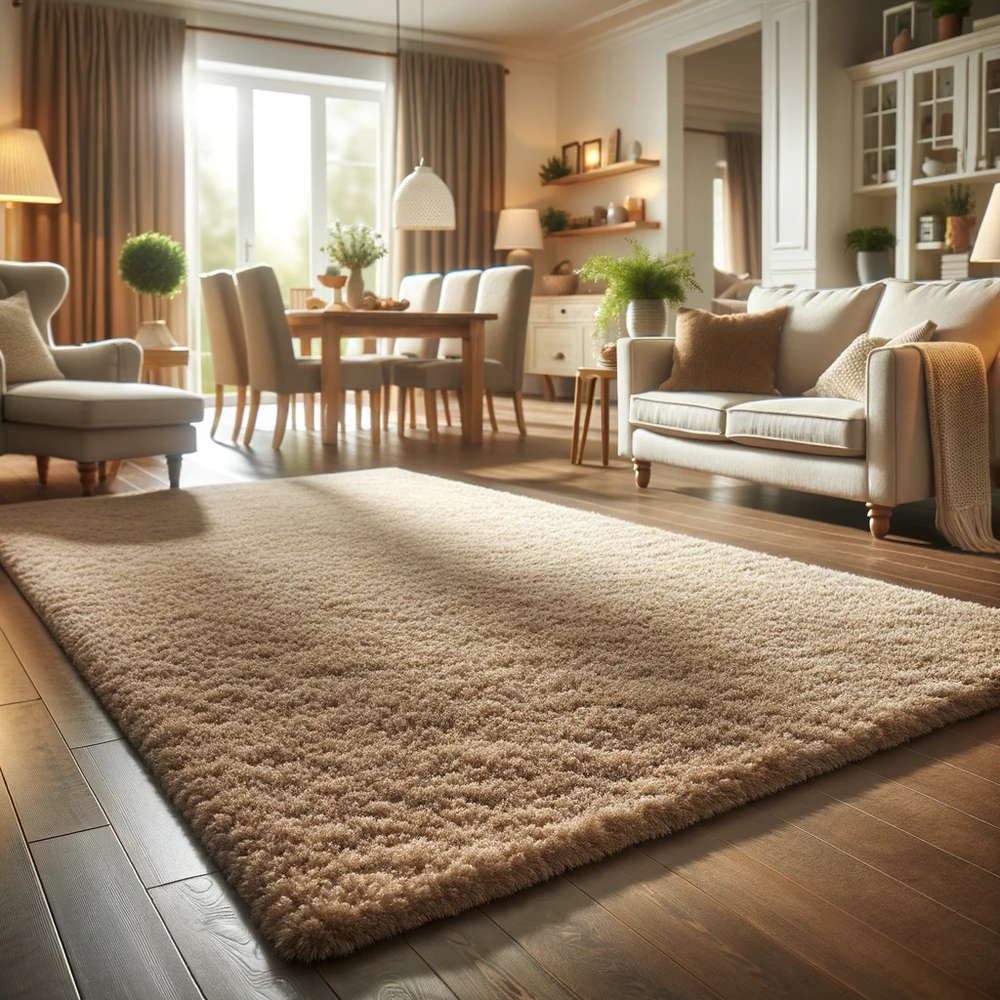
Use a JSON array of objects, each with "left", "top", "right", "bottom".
[
  {"left": 562, "top": 141, "right": 581, "bottom": 175},
  {"left": 606, "top": 128, "right": 620, "bottom": 167},
  {"left": 582, "top": 138, "right": 602, "bottom": 172}
]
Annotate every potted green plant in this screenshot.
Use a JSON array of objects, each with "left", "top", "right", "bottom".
[
  {"left": 579, "top": 239, "right": 700, "bottom": 338},
  {"left": 321, "top": 222, "right": 388, "bottom": 309},
  {"left": 844, "top": 226, "right": 896, "bottom": 283},
  {"left": 538, "top": 155, "right": 571, "bottom": 184},
  {"left": 118, "top": 231, "right": 188, "bottom": 347},
  {"left": 540, "top": 207, "right": 570, "bottom": 234},
  {"left": 932, "top": 0, "right": 971, "bottom": 41},
  {"left": 941, "top": 183, "right": 977, "bottom": 254}
]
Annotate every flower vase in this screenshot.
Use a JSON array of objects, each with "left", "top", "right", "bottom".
[
  {"left": 345, "top": 268, "right": 365, "bottom": 309},
  {"left": 625, "top": 299, "right": 667, "bottom": 337}
]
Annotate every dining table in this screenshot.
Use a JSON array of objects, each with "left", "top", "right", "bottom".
[{"left": 285, "top": 308, "right": 496, "bottom": 447}]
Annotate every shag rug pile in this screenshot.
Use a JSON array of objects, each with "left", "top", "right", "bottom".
[{"left": 0, "top": 469, "right": 997, "bottom": 962}]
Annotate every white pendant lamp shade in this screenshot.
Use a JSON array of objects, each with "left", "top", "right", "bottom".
[
  {"left": 971, "top": 183, "right": 1000, "bottom": 261},
  {"left": 494, "top": 208, "right": 544, "bottom": 267},
  {"left": 393, "top": 159, "right": 456, "bottom": 231}
]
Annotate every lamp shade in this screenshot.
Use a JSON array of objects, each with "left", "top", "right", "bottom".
[
  {"left": 494, "top": 208, "right": 544, "bottom": 251},
  {"left": 0, "top": 129, "right": 62, "bottom": 204},
  {"left": 393, "top": 160, "right": 456, "bottom": 231},
  {"left": 971, "top": 183, "right": 1000, "bottom": 262}
]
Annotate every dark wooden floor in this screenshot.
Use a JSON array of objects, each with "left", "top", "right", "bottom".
[{"left": 1, "top": 395, "right": 998, "bottom": 1000}]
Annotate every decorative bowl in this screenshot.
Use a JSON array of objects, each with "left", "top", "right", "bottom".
[
  {"left": 922, "top": 158, "right": 946, "bottom": 177},
  {"left": 317, "top": 273, "right": 348, "bottom": 289}
]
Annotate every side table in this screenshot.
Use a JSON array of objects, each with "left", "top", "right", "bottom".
[
  {"left": 141, "top": 346, "right": 190, "bottom": 387},
  {"left": 570, "top": 365, "right": 616, "bottom": 466}
]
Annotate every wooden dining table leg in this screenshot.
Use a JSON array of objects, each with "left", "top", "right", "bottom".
[
  {"left": 460, "top": 321, "right": 486, "bottom": 445},
  {"left": 320, "top": 336, "right": 342, "bottom": 447}
]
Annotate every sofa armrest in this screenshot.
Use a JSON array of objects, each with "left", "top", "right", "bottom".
[
  {"left": 52, "top": 339, "right": 143, "bottom": 383},
  {"left": 617, "top": 336, "right": 675, "bottom": 458},
  {"left": 866, "top": 345, "right": 933, "bottom": 507}
]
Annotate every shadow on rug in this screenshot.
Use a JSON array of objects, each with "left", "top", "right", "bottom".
[{"left": 0, "top": 468, "right": 997, "bottom": 961}]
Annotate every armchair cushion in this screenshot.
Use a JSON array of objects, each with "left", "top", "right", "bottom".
[
  {"left": 659, "top": 306, "right": 786, "bottom": 394},
  {"left": 0, "top": 291, "right": 65, "bottom": 383}
]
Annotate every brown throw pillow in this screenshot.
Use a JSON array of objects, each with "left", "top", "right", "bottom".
[
  {"left": 659, "top": 306, "right": 787, "bottom": 394},
  {"left": 0, "top": 290, "right": 65, "bottom": 383}
]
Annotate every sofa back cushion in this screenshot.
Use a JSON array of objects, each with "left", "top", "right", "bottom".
[
  {"left": 867, "top": 279, "right": 1000, "bottom": 371},
  {"left": 748, "top": 283, "right": 886, "bottom": 396}
]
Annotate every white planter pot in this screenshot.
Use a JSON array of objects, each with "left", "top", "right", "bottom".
[
  {"left": 625, "top": 299, "right": 667, "bottom": 337},
  {"left": 856, "top": 251, "right": 892, "bottom": 284},
  {"left": 136, "top": 319, "right": 177, "bottom": 348}
]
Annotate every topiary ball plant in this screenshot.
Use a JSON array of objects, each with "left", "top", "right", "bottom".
[{"left": 118, "top": 232, "right": 188, "bottom": 298}]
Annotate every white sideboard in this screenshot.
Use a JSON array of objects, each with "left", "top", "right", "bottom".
[{"left": 525, "top": 295, "right": 603, "bottom": 400}]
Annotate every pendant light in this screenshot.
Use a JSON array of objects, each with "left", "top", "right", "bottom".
[{"left": 392, "top": 0, "right": 456, "bottom": 231}]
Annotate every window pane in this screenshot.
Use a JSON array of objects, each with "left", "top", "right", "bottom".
[
  {"left": 196, "top": 83, "right": 238, "bottom": 391},
  {"left": 254, "top": 90, "right": 311, "bottom": 301}
]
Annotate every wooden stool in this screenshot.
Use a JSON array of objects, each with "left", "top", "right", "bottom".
[{"left": 570, "top": 365, "right": 616, "bottom": 466}]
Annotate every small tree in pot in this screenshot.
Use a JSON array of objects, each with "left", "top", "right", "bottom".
[
  {"left": 118, "top": 231, "right": 188, "bottom": 347},
  {"left": 844, "top": 226, "right": 895, "bottom": 284}
]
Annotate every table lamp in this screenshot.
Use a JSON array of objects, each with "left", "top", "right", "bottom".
[
  {"left": 970, "top": 183, "right": 1000, "bottom": 266},
  {"left": 0, "top": 129, "right": 62, "bottom": 260},
  {"left": 494, "top": 208, "right": 544, "bottom": 267}
]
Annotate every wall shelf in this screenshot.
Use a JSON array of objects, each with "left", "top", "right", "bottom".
[
  {"left": 544, "top": 158, "right": 660, "bottom": 186},
  {"left": 545, "top": 221, "right": 660, "bottom": 239}
]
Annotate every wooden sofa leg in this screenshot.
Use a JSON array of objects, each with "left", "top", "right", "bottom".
[
  {"left": 166, "top": 455, "right": 182, "bottom": 489},
  {"left": 633, "top": 460, "right": 651, "bottom": 489},
  {"left": 76, "top": 462, "right": 99, "bottom": 496},
  {"left": 35, "top": 456, "right": 50, "bottom": 485},
  {"left": 866, "top": 502, "right": 893, "bottom": 539}
]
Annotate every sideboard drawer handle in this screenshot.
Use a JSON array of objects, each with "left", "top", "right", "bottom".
[
  {"left": 550, "top": 352, "right": 566, "bottom": 360},
  {"left": 559, "top": 308, "right": 567, "bottom": 315}
]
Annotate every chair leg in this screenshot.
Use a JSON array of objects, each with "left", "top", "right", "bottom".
[
  {"left": 338, "top": 391, "right": 347, "bottom": 433},
  {"left": 355, "top": 392, "right": 363, "bottom": 432},
  {"left": 409, "top": 387, "right": 418, "bottom": 429},
  {"left": 370, "top": 389, "right": 381, "bottom": 446},
  {"left": 513, "top": 390, "right": 528, "bottom": 437},
  {"left": 76, "top": 461, "right": 99, "bottom": 496},
  {"left": 244, "top": 389, "right": 262, "bottom": 446},
  {"left": 273, "top": 394, "right": 291, "bottom": 450},
  {"left": 486, "top": 391, "right": 499, "bottom": 433},
  {"left": 424, "top": 389, "right": 439, "bottom": 444},
  {"left": 166, "top": 455, "right": 183, "bottom": 488},
  {"left": 35, "top": 456, "right": 50, "bottom": 485},
  {"left": 397, "top": 387, "right": 408, "bottom": 437},
  {"left": 383, "top": 386, "right": 392, "bottom": 431},
  {"left": 441, "top": 391, "right": 453, "bottom": 427},
  {"left": 304, "top": 392, "right": 315, "bottom": 432},
  {"left": 211, "top": 385, "right": 224, "bottom": 439},
  {"left": 290, "top": 394, "right": 297, "bottom": 431},
  {"left": 232, "top": 385, "right": 247, "bottom": 442}
]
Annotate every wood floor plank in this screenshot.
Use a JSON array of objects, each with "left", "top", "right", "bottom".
[
  {"left": 0, "top": 572, "right": 119, "bottom": 748},
  {"left": 700, "top": 799, "right": 1000, "bottom": 994},
  {"left": 0, "top": 632, "right": 37, "bottom": 705},
  {"left": 809, "top": 764, "right": 1000, "bottom": 873},
  {"left": 0, "top": 700, "right": 107, "bottom": 842},
  {"left": 949, "top": 709, "right": 1000, "bottom": 747},
  {"left": 30, "top": 826, "right": 204, "bottom": 1000},
  {"left": 902, "top": 728, "right": 1000, "bottom": 782},
  {"left": 0, "top": 777, "right": 80, "bottom": 1000},
  {"left": 73, "top": 739, "right": 215, "bottom": 888},
  {"left": 407, "top": 907, "right": 582, "bottom": 1000},
  {"left": 151, "top": 874, "right": 336, "bottom": 1000},
  {"left": 746, "top": 782, "right": 1000, "bottom": 932},
  {"left": 318, "top": 936, "right": 459, "bottom": 1000},
  {"left": 484, "top": 875, "right": 722, "bottom": 1000},
  {"left": 852, "top": 744, "right": 1000, "bottom": 827},
  {"left": 566, "top": 848, "right": 863, "bottom": 1000},
  {"left": 642, "top": 826, "right": 982, "bottom": 1000}
]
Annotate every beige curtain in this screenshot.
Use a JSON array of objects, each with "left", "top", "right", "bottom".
[
  {"left": 725, "top": 130, "right": 762, "bottom": 278},
  {"left": 21, "top": 0, "right": 186, "bottom": 345},
  {"left": 394, "top": 49, "right": 505, "bottom": 287}
]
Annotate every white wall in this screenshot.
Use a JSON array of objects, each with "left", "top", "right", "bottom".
[{"left": 683, "top": 132, "right": 726, "bottom": 311}]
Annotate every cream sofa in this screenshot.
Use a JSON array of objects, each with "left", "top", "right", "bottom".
[
  {"left": 0, "top": 260, "right": 205, "bottom": 495},
  {"left": 617, "top": 280, "right": 1000, "bottom": 539}
]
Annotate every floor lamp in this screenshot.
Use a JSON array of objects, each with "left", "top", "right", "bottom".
[{"left": 0, "top": 128, "right": 62, "bottom": 260}]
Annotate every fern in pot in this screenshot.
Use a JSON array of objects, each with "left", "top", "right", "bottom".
[
  {"left": 844, "top": 226, "right": 895, "bottom": 284},
  {"left": 579, "top": 239, "right": 700, "bottom": 338}
]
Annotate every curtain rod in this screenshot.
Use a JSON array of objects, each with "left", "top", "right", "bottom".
[{"left": 185, "top": 23, "right": 509, "bottom": 72}]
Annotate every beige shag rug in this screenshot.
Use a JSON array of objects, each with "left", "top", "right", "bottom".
[{"left": 0, "top": 469, "right": 997, "bottom": 962}]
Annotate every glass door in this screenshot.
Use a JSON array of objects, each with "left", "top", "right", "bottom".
[{"left": 859, "top": 78, "right": 899, "bottom": 188}]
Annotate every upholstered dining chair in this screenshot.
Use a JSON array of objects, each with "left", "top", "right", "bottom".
[
  {"left": 392, "top": 265, "right": 533, "bottom": 442},
  {"left": 200, "top": 269, "right": 249, "bottom": 442},
  {"left": 234, "top": 264, "right": 383, "bottom": 449}
]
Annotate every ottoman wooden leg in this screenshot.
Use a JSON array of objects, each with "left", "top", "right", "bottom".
[
  {"left": 634, "top": 459, "right": 652, "bottom": 489},
  {"left": 76, "top": 462, "right": 99, "bottom": 496},
  {"left": 35, "top": 456, "right": 50, "bottom": 485}
]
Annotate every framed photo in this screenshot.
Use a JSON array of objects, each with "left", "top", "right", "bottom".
[
  {"left": 562, "top": 141, "right": 580, "bottom": 175},
  {"left": 582, "top": 138, "right": 602, "bottom": 172},
  {"left": 606, "top": 128, "right": 620, "bottom": 166}
]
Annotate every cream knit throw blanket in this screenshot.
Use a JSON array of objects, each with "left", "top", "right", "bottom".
[{"left": 909, "top": 341, "right": 1000, "bottom": 553}]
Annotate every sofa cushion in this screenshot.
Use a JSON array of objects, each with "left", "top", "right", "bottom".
[
  {"left": 0, "top": 291, "right": 65, "bottom": 383},
  {"left": 659, "top": 306, "right": 786, "bottom": 394},
  {"left": 631, "top": 390, "right": 774, "bottom": 440},
  {"left": 748, "top": 283, "right": 886, "bottom": 396},
  {"left": 867, "top": 279, "right": 1000, "bottom": 369},
  {"left": 4, "top": 380, "right": 205, "bottom": 428},
  {"left": 726, "top": 397, "right": 867, "bottom": 456},
  {"left": 806, "top": 319, "right": 937, "bottom": 401}
]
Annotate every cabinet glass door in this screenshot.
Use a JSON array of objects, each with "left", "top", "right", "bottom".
[
  {"left": 980, "top": 53, "right": 1000, "bottom": 170},
  {"left": 914, "top": 64, "right": 961, "bottom": 174},
  {"left": 860, "top": 80, "right": 898, "bottom": 187}
]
